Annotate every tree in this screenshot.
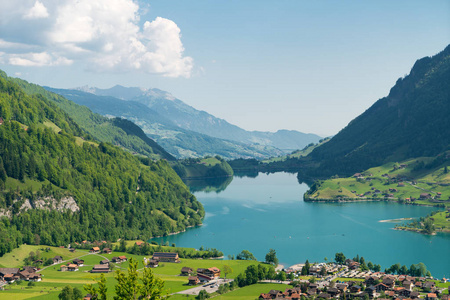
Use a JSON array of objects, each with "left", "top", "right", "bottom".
[
  {"left": 223, "top": 265, "right": 233, "bottom": 279},
  {"left": 84, "top": 273, "right": 107, "bottom": 300},
  {"left": 59, "top": 285, "right": 82, "bottom": 300},
  {"left": 236, "top": 250, "right": 256, "bottom": 260},
  {"left": 367, "top": 262, "right": 374, "bottom": 270},
  {"left": 335, "top": 252, "right": 346, "bottom": 264},
  {"left": 114, "top": 257, "right": 167, "bottom": 300},
  {"left": 320, "top": 266, "right": 327, "bottom": 276},
  {"left": 277, "top": 271, "right": 287, "bottom": 282},
  {"left": 265, "top": 249, "right": 278, "bottom": 266},
  {"left": 197, "top": 290, "right": 209, "bottom": 300}
]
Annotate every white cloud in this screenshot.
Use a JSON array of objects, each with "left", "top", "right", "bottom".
[
  {"left": 8, "top": 52, "right": 72, "bottom": 67},
  {"left": 23, "top": 1, "right": 49, "bottom": 19},
  {"left": 0, "top": 0, "right": 193, "bottom": 78}
]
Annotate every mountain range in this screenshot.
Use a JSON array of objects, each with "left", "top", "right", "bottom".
[{"left": 46, "top": 85, "right": 322, "bottom": 159}]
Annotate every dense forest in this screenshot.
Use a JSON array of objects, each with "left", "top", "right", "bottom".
[{"left": 0, "top": 73, "right": 204, "bottom": 256}]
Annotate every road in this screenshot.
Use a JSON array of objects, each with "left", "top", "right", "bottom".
[{"left": 175, "top": 278, "right": 234, "bottom": 296}]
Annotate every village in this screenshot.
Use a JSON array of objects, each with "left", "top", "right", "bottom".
[{"left": 0, "top": 242, "right": 448, "bottom": 300}]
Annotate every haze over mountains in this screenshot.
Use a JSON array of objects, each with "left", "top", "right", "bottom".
[{"left": 46, "top": 85, "right": 322, "bottom": 159}]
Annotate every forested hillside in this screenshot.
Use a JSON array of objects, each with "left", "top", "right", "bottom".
[
  {"left": 0, "top": 74, "right": 204, "bottom": 256},
  {"left": 3, "top": 72, "right": 174, "bottom": 161},
  {"left": 302, "top": 44, "right": 450, "bottom": 177}
]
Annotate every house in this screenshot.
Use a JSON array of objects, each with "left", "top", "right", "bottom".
[
  {"left": 18, "top": 270, "right": 32, "bottom": 280},
  {"left": 420, "top": 193, "right": 431, "bottom": 199},
  {"left": 403, "top": 280, "right": 414, "bottom": 290},
  {"left": 336, "top": 284, "right": 348, "bottom": 293},
  {"left": 259, "top": 293, "right": 272, "bottom": 299},
  {"left": 422, "top": 281, "right": 436, "bottom": 292},
  {"left": 135, "top": 241, "right": 145, "bottom": 247},
  {"left": 60, "top": 265, "right": 68, "bottom": 272},
  {"left": 181, "top": 267, "right": 193, "bottom": 276},
  {"left": 152, "top": 252, "right": 180, "bottom": 263},
  {"left": 148, "top": 259, "right": 159, "bottom": 268},
  {"left": 0, "top": 268, "right": 19, "bottom": 277},
  {"left": 375, "top": 283, "right": 389, "bottom": 292},
  {"left": 91, "top": 264, "right": 110, "bottom": 273},
  {"left": 350, "top": 285, "right": 361, "bottom": 293},
  {"left": 327, "top": 288, "right": 340, "bottom": 297},
  {"left": 382, "top": 277, "right": 395, "bottom": 288},
  {"left": 90, "top": 247, "right": 100, "bottom": 253},
  {"left": 103, "top": 248, "right": 112, "bottom": 254},
  {"left": 99, "top": 259, "right": 109, "bottom": 265},
  {"left": 3, "top": 274, "right": 16, "bottom": 283},
  {"left": 67, "top": 264, "right": 79, "bottom": 271},
  {"left": 73, "top": 259, "right": 84, "bottom": 266},
  {"left": 118, "top": 255, "right": 127, "bottom": 262},
  {"left": 410, "top": 291, "right": 420, "bottom": 299},
  {"left": 23, "top": 266, "right": 37, "bottom": 273},
  {"left": 204, "top": 267, "right": 220, "bottom": 278},
  {"left": 29, "top": 273, "right": 42, "bottom": 282},
  {"left": 188, "top": 276, "right": 199, "bottom": 285},
  {"left": 366, "top": 286, "right": 376, "bottom": 296},
  {"left": 426, "top": 293, "right": 437, "bottom": 300},
  {"left": 365, "top": 276, "right": 379, "bottom": 285},
  {"left": 197, "top": 273, "right": 214, "bottom": 282},
  {"left": 318, "top": 292, "right": 331, "bottom": 299},
  {"left": 53, "top": 256, "right": 63, "bottom": 264},
  {"left": 268, "top": 290, "right": 283, "bottom": 298}
]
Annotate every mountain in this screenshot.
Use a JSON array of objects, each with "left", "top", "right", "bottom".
[
  {"left": 303, "top": 44, "right": 450, "bottom": 177},
  {"left": 46, "top": 87, "right": 286, "bottom": 159},
  {"left": 7, "top": 75, "right": 174, "bottom": 161},
  {"left": 76, "top": 85, "right": 322, "bottom": 151},
  {"left": 0, "top": 71, "right": 204, "bottom": 255}
]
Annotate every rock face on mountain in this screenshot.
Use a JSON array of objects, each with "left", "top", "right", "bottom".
[{"left": 305, "top": 45, "right": 450, "bottom": 177}]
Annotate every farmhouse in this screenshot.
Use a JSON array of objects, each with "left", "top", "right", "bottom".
[
  {"left": 181, "top": 267, "right": 193, "bottom": 276},
  {"left": 91, "top": 264, "right": 110, "bottom": 273},
  {"left": 152, "top": 252, "right": 180, "bottom": 263},
  {"left": 53, "top": 256, "right": 63, "bottom": 264},
  {"left": 188, "top": 276, "right": 199, "bottom": 285},
  {"left": 90, "top": 247, "right": 100, "bottom": 253}
]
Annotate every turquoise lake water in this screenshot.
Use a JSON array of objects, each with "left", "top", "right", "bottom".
[{"left": 152, "top": 172, "right": 450, "bottom": 278}]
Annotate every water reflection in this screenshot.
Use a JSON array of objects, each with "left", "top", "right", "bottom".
[{"left": 184, "top": 176, "right": 233, "bottom": 193}]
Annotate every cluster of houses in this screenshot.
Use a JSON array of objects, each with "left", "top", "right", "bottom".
[
  {"left": 0, "top": 266, "right": 42, "bottom": 287},
  {"left": 259, "top": 273, "right": 448, "bottom": 300},
  {"left": 181, "top": 267, "right": 221, "bottom": 285},
  {"left": 60, "top": 258, "right": 84, "bottom": 272},
  {"left": 146, "top": 252, "right": 181, "bottom": 268}
]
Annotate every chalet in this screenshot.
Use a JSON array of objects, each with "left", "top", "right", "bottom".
[
  {"left": 259, "top": 293, "right": 272, "bottom": 300},
  {"left": 99, "top": 259, "right": 109, "bottom": 265},
  {"left": 353, "top": 173, "right": 363, "bottom": 178},
  {"left": 318, "top": 292, "right": 331, "bottom": 299},
  {"left": 349, "top": 261, "right": 360, "bottom": 270},
  {"left": 118, "top": 256, "right": 127, "bottom": 262},
  {"left": 18, "top": 270, "right": 32, "bottom": 280},
  {"left": 403, "top": 280, "right": 414, "bottom": 290},
  {"left": 90, "top": 247, "right": 100, "bottom": 253},
  {"left": 366, "top": 286, "right": 376, "bottom": 296},
  {"left": 60, "top": 265, "right": 68, "bottom": 272},
  {"left": 0, "top": 268, "right": 19, "bottom": 277},
  {"left": 365, "top": 276, "right": 379, "bottom": 285},
  {"left": 102, "top": 248, "right": 112, "bottom": 254},
  {"left": 375, "top": 283, "right": 389, "bottom": 292},
  {"left": 382, "top": 277, "right": 395, "bottom": 288},
  {"left": 152, "top": 252, "right": 180, "bottom": 263},
  {"left": 398, "top": 183, "right": 405, "bottom": 187},
  {"left": 410, "top": 291, "right": 420, "bottom": 299},
  {"left": 426, "top": 293, "right": 437, "bottom": 300},
  {"left": 111, "top": 257, "right": 125, "bottom": 263},
  {"left": 205, "top": 267, "right": 220, "bottom": 278},
  {"left": 23, "top": 266, "right": 37, "bottom": 273},
  {"left": 29, "top": 273, "right": 42, "bottom": 282},
  {"left": 91, "top": 264, "right": 110, "bottom": 273},
  {"left": 336, "top": 284, "right": 348, "bottom": 292},
  {"left": 420, "top": 193, "right": 431, "bottom": 199},
  {"left": 307, "top": 289, "right": 318, "bottom": 296},
  {"left": 73, "top": 259, "right": 84, "bottom": 266},
  {"left": 394, "top": 287, "right": 406, "bottom": 294},
  {"left": 269, "top": 290, "right": 283, "bottom": 298},
  {"left": 3, "top": 274, "right": 16, "bottom": 283},
  {"left": 53, "top": 256, "right": 63, "bottom": 264},
  {"left": 385, "top": 291, "right": 395, "bottom": 297},
  {"left": 350, "top": 285, "right": 361, "bottom": 293},
  {"left": 399, "top": 289, "right": 411, "bottom": 297},
  {"left": 422, "top": 281, "right": 436, "bottom": 292},
  {"left": 327, "top": 288, "right": 340, "bottom": 297},
  {"left": 181, "top": 267, "right": 193, "bottom": 276},
  {"left": 67, "top": 264, "right": 79, "bottom": 271},
  {"left": 188, "top": 276, "right": 199, "bottom": 285},
  {"left": 197, "top": 273, "right": 214, "bottom": 282},
  {"left": 148, "top": 259, "right": 159, "bottom": 268}
]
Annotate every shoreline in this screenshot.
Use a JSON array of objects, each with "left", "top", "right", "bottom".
[{"left": 379, "top": 217, "right": 413, "bottom": 223}]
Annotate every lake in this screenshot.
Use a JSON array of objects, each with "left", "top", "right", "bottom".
[{"left": 152, "top": 172, "right": 450, "bottom": 278}]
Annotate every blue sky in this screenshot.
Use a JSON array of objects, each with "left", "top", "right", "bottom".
[{"left": 1, "top": 0, "right": 449, "bottom": 136}]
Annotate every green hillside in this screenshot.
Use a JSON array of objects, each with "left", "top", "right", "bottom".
[
  {"left": 0, "top": 74, "right": 204, "bottom": 256},
  {"left": 172, "top": 156, "right": 234, "bottom": 179},
  {"left": 301, "top": 45, "right": 450, "bottom": 178},
  {"left": 305, "top": 154, "right": 450, "bottom": 206},
  {"left": 2, "top": 72, "right": 174, "bottom": 161}
]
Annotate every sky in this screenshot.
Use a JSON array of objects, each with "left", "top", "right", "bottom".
[{"left": 0, "top": 0, "right": 449, "bottom": 136}]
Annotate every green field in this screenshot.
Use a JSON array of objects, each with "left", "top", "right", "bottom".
[{"left": 0, "top": 245, "right": 262, "bottom": 299}]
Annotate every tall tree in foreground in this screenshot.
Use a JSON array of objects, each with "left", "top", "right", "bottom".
[{"left": 114, "top": 257, "right": 167, "bottom": 300}]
